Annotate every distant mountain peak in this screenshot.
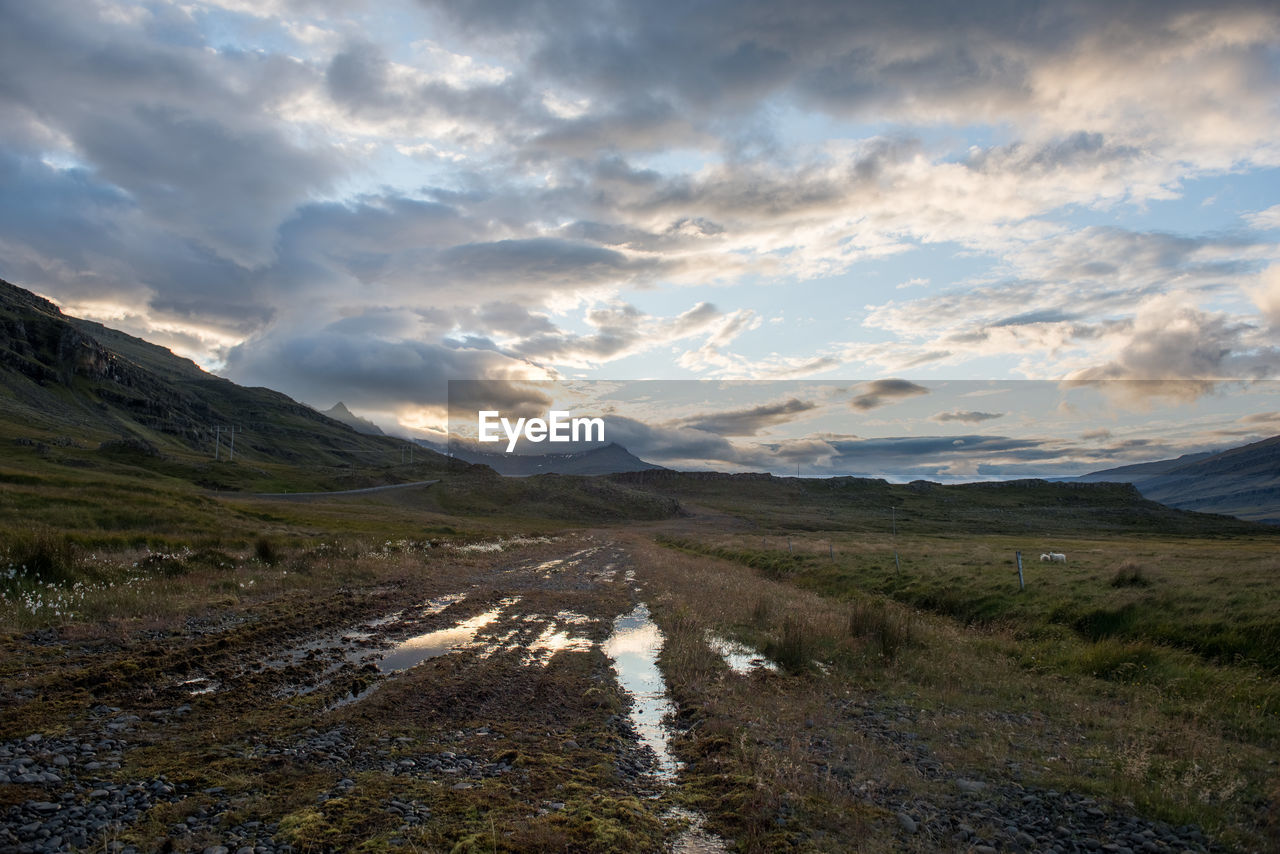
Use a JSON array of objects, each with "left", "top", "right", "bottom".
[
  {"left": 322, "top": 401, "right": 385, "bottom": 436},
  {"left": 448, "top": 440, "right": 664, "bottom": 476}
]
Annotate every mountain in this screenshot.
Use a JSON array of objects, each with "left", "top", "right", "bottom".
[
  {"left": 1079, "top": 435, "right": 1280, "bottom": 524},
  {"left": 0, "top": 278, "right": 450, "bottom": 477},
  {"left": 446, "top": 442, "right": 665, "bottom": 476},
  {"left": 322, "top": 401, "right": 384, "bottom": 435},
  {"left": 1075, "top": 450, "right": 1217, "bottom": 481}
]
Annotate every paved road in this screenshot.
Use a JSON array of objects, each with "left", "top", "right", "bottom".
[{"left": 240, "top": 479, "right": 440, "bottom": 500}]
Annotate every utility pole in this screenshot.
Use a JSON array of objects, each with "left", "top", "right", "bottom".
[{"left": 228, "top": 426, "right": 235, "bottom": 462}]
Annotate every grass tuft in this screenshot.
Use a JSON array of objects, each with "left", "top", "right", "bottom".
[
  {"left": 254, "top": 536, "right": 280, "bottom": 566},
  {"left": 0, "top": 526, "right": 80, "bottom": 585},
  {"left": 1111, "top": 559, "right": 1153, "bottom": 587},
  {"left": 765, "top": 615, "right": 812, "bottom": 674},
  {"left": 847, "top": 598, "right": 915, "bottom": 660}
]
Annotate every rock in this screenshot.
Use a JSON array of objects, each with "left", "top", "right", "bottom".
[
  {"left": 956, "top": 778, "right": 987, "bottom": 793},
  {"left": 202, "top": 846, "right": 230, "bottom": 854},
  {"left": 896, "top": 812, "right": 917, "bottom": 833}
]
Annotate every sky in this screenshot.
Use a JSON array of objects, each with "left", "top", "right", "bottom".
[{"left": 2, "top": 0, "right": 1279, "bottom": 472}]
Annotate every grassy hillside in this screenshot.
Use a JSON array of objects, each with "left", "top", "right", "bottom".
[
  {"left": 0, "top": 277, "right": 447, "bottom": 480},
  {"left": 1081, "top": 435, "right": 1280, "bottom": 524},
  {"left": 612, "top": 470, "right": 1272, "bottom": 537}
]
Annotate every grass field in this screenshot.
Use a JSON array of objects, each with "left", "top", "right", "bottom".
[{"left": 1, "top": 462, "right": 1277, "bottom": 851}]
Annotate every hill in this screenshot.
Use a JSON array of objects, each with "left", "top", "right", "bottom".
[
  {"left": 1079, "top": 435, "right": 1280, "bottom": 524},
  {"left": 610, "top": 470, "right": 1276, "bottom": 537},
  {"left": 0, "top": 277, "right": 451, "bottom": 483},
  {"left": 447, "top": 442, "right": 665, "bottom": 476}
]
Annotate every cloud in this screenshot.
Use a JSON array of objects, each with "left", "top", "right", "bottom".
[
  {"left": 682, "top": 398, "right": 817, "bottom": 436},
  {"left": 2, "top": 0, "right": 1279, "bottom": 433},
  {"left": 1247, "top": 205, "right": 1280, "bottom": 230},
  {"left": 849, "top": 379, "right": 929, "bottom": 411},
  {"left": 1251, "top": 264, "right": 1280, "bottom": 327},
  {"left": 1064, "top": 294, "right": 1279, "bottom": 403},
  {"left": 1241, "top": 410, "right": 1280, "bottom": 425},
  {"left": 596, "top": 415, "right": 740, "bottom": 466},
  {"left": 930, "top": 410, "right": 1003, "bottom": 424}
]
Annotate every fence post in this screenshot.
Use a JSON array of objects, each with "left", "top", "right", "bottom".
[{"left": 1016, "top": 550, "right": 1025, "bottom": 591}]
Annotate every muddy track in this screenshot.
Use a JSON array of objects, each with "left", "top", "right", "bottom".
[
  {"left": 0, "top": 537, "right": 725, "bottom": 854},
  {"left": 1, "top": 535, "right": 1230, "bottom": 853}
]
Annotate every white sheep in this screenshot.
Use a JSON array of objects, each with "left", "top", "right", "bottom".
[{"left": 1039, "top": 552, "right": 1067, "bottom": 563}]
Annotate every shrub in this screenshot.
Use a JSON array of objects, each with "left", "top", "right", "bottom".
[
  {"left": 765, "top": 615, "right": 812, "bottom": 674},
  {"left": 848, "top": 599, "right": 915, "bottom": 660},
  {"left": 1, "top": 527, "right": 79, "bottom": 585},
  {"left": 254, "top": 536, "right": 280, "bottom": 566}
]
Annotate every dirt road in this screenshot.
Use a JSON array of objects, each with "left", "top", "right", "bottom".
[{"left": 0, "top": 536, "right": 1223, "bottom": 853}]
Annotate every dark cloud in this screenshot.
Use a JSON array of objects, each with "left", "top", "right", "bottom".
[
  {"left": 598, "top": 415, "right": 740, "bottom": 465},
  {"left": 224, "top": 327, "right": 546, "bottom": 412},
  {"left": 0, "top": 1, "right": 339, "bottom": 265},
  {"left": 446, "top": 380, "right": 554, "bottom": 423},
  {"left": 849, "top": 379, "right": 929, "bottom": 411},
  {"left": 682, "top": 398, "right": 817, "bottom": 436},
  {"left": 423, "top": 0, "right": 1278, "bottom": 128},
  {"left": 437, "top": 238, "right": 641, "bottom": 288},
  {"left": 930, "top": 410, "right": 1003, "bottom": 424}
]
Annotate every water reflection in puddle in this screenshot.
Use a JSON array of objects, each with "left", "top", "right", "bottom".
[
  {"left": 522, "top": 626, "right": 593, "bottom": 666},
  {"left": 666, "top": 806, "right": 730, "bottom": 854},
  {"left": 181, "top": 676, "right": 219, "bottom": 696},
  {"left": 373, "top": 597, "right": 519, "bottom": 674},
  {"left": 602, "top": 603, "right": 680, "bottom": 780},
  {"left": 705, "top": 633, "right": 778, "bottom": 675}
]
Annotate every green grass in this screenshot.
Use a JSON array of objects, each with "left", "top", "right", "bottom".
[{"left": 663, "top": 533, "right": 1280, "bottom": 674}]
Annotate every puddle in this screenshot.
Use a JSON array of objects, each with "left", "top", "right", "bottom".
[
  {"left": 374, "top": 597, "right": 518, "bottom": 674},
  {"left": 705, "top": 632, "right": 778, "bottom": 676},
  {"left": 181, "top": 676, "right": 219, "bottom": 696},
  {"left": 522, "top": 625, "right": 593, "bottom": 666},
  {"left": 451, "top": 535, "right": 555, "bottom": 554},
  {"left": 602, "top": 603, "right": 680, "bottom": 779},
  {"left": 665, "top": 806, "right": 730, "bottom": 853}
]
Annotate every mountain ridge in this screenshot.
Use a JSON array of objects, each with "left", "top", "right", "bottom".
[
  {"left": 1080, "top": 434, "right": 1280, "bottom": 523},
  {"left": 0, "top": 277, "right": 448, "bottom": 475}
]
